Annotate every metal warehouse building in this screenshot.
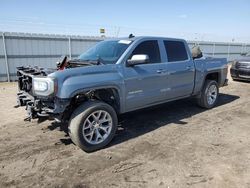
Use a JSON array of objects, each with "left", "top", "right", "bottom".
[{"left": 1, "top": 32, "right": 250, "bottom": 82}]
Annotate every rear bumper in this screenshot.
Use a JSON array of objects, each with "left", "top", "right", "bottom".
[{"left": 230, "top": 68, "right": 250, "bottom": 81}]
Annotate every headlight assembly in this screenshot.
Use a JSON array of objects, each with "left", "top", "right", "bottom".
[{"left": 33, "top": 77, "right": 56, "bottom": 96}]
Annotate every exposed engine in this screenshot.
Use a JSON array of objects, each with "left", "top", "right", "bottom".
[{"left": 17, "top": 66, "right": 55, "bottom": 94}]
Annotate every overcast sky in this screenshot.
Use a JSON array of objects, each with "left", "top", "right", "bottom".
[{"left": 0, "top": 0, "right": 250, "bottom": 42}]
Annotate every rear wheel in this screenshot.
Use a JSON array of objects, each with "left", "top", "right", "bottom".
[
  {"left": 69, "top": 101, "right": 117, "bottom": 152},
  {"left": 197, "top": 80, "right": 219, "bottom": 109}
]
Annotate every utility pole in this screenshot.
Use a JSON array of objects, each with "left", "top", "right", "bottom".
[
  {"left": 68, "top": 37, "right": 72, "bottom": 59},
  {"left": 2, "top": 32, "right": 10, "bottom": 82}
]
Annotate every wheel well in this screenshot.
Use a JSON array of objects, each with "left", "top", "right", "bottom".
[
  {"left": 93, "top": 88, "right": 120, "bottom": 113},
  {"left": 61, "top": 88, "right": 120, "bottom": 122},
  {"left": 69, "top": 88, "right": 120, "bottom": 113},
  {"left": 205, "top": 72, "right": 219, "bottom": 83}
]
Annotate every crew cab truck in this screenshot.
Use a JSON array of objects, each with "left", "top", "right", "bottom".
[{"left": 17, "top": 36, "right": 228, "bottom": 152}]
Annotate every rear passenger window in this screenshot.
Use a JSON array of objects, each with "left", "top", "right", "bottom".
[
  {"left": 164, "top": 41, "right": 188, "bottom": 62},
  {"left": 131, "top": 40, "right": 161, "bottom": 63}
]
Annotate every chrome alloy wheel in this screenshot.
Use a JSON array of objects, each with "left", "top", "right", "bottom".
[
  {"left": 207, "top": 84, "right": 218, "bottom": 105},
  {"left": 82, "top": 110, "right": 113, "bottom": 145}
]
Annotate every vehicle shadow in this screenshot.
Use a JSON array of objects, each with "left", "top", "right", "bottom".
[
  {"left": 48, "top": 93, "right": 239, "bottom": 149},
  {"left": 232, "top": 79, "right": 250, "bottom": 83},
  {"left": 108, "top": 93, "right": 239, "bottom": 148}
]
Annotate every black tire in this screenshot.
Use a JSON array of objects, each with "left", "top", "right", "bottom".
[
  {"left": 197, "top": 80, "right": 219, "bottom": 109},
  {"left": 69, "top": 101, "right": 118, "bottom": 152}
]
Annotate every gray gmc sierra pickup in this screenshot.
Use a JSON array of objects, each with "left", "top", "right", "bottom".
[{"left": 16, "top": 36, "right": 228, "bottom": 152}]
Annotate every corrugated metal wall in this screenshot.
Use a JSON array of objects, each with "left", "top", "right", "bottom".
[
  {"left": 188, "top": 41, "right": 250, "bottom": 60},
  {"left": 0, "top": 32, "right": 250, "bottom": 81}
]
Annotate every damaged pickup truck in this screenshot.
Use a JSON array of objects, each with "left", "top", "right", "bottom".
[{"left": 17, "top": 36, "right": 228, "bottom": 152}]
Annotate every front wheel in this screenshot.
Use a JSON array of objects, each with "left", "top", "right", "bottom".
[
  {"left": 197, "top": 80, "right": 219, "bottom": 109},
  {"left": 69, "top": 101, "right": 118, "bottom": 152}
]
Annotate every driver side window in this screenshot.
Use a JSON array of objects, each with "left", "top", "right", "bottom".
[{"left": 130, "top": 40, "right": 161, "bottom": 63}]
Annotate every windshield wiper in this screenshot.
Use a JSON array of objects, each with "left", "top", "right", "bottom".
[
  {"left": 69, "top": 57, "right": 104, "bottom": 65},
  {"left": 69, "top": 59, "right": 95, "bottom": 65}
]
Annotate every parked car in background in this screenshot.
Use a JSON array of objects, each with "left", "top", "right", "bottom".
[
  {"left": 230, "top": 52, "right": 250, "bottom": 81},
  {"left": 16, "top": 36, "right": 228, "bottom": 152}
]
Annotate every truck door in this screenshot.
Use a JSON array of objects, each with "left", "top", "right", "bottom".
[
  {"left": 163, "top": 40, "right": 195, "bottom": 99},
  {"left": 123, "top": 40, "right": 168, "bottom": 111}
]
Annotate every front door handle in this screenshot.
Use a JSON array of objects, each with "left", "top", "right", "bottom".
[
  {"left": 186, "top": 66, "right": 192, "bottom": 70},
  {"left": 156, "top": 69, "right": 165, "bottom": 74}
]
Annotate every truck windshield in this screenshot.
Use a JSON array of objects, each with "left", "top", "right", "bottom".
[{"left": 79, "top": 40, "right": 132, "bottom": 64}]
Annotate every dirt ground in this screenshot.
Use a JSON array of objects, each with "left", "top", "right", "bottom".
[{"left": 0, "top": 73, "right": 250, "bottom": 188}]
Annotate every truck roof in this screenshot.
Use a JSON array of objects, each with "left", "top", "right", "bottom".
[{"left": 110, "top": 36, "right": 187, "bottom": 42}]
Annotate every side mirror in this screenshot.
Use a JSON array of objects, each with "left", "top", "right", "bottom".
[
  {"left": 192, "top": 46, "right": 203, "bottom": 60},
  {"left": 126, "top": 54, "right": 149, "bottom": 66}
]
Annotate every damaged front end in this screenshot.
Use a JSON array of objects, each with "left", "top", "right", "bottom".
[
  {"left": 16, "top": 56, "right": 98, "bottom": 121},
  {"left": 16, "top": 66, "right": 70, "bottom": 121}
]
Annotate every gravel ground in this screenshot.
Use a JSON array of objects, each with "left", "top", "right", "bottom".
[{"left": 0, "top": 75, "right": 250, "bottom": 188}]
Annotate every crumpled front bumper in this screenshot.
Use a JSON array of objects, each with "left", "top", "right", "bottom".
[{"left": 17, "top": 91, "right": 70, "bottom": 121}]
